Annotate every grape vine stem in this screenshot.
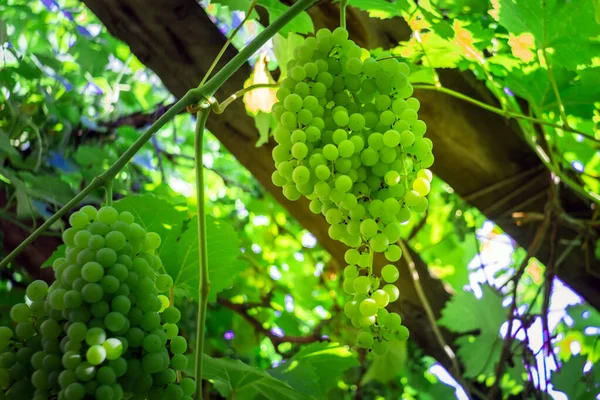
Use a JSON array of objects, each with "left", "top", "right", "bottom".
[
  {"left": 193, "top": 109, "right": 211, "bottom": 399},
  {"left": 412, "top": 84, "right": 598, "bottom": 143}
]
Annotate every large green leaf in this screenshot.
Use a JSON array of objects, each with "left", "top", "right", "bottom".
[
  {"left": 161, "top": 215, "right": 247, "bottom": 301},
  {"left": 348, "top": 0, "right": 410, "bottom": 19},
  {"left": 567, "top": 304, "right": 600, "bottom": 331},
  {"left": 269, "top": 342, "right": 359, "bottom": 396},
  {"left": 361, "top": 340, "right": 406, "bottom": 384},
  {"left": 113, "top": 194, "right": 187, "bottom": 241},
  {"left": 212, "top": 0, "right": 313, "bottom": 35},
  {"left": 495, "top": 0, "right": 600, "bottom": 69},
  {"left": 552, "top": 355, "right": 600, "bottom": 399},
  {"left": 195, "top": 354, "right": 311, "bottom": 400},
  {"left": 438, "top": 285, "right": 508, "bottom": 377}
]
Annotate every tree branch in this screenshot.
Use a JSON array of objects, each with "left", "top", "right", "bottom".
[{"left": 217, "top": 298, "right": 328, "bottom": 350}]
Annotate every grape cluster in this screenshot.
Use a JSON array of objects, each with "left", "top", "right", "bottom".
[
  {"left": 270, "top": 27, "right": 434, "bottom": 354},
  {"left": 0, "top": 206, "right": 195, "bottom": 399}
]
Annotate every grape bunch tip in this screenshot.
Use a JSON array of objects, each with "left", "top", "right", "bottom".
[{"left": 270, "top": 27, "right": 434, "bottom": 354}]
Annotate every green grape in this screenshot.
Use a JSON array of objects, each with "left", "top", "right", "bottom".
[
  {"left": 143, "top": 334, "right": 162, "bottom": 353},
  {"left": 385, "top": 245, "right": 402, "bottom": 262},
  {"left": 162, "top": 307, "right": 181, "bottom": 324},
  {"left": 65, "top": 382, "right": 86, "bottom": 400},
  {"left": 86, "top": 345, "right": 106, "bottom": 365},
  {"left": 26, "top": 280, "right": 49, "bottom": 301},
  {"left": 10, "top": 303, "right": 30, "bottom": 323},
  {"left": 381, "top": 264, "right": 399, "bottom": 283},
  {"left": 396, "top": 325, "right": 410, "bottom": 341},
  {"left": 81, "top": 261, "right": 103, "bottom": 283},
  {"left": 104, "top": 312, "right": 126, "bottom": 332},
  {"left": 170, "top": 336, "right": 187, "bottom": 354},
  {"left": 96, "top": 248, "right": 117, "bottom": 268},
  {"left": 383, "top": 312, "right": 402, "bottom": 330},
  {"left": 371, "top": 289, "right": 389, "bottom": 308},
  {"left": 356, "top": 331, "right": 374, "bottom": 348},
  {"left": 96, "top": 206, "right": 118, "bottom": 225},
  {"left": 353, "top": 276, "right": 371, "bottom": 294},
  {"left": 359, "top": 299, "right": 378, "bottom": 317},
  {"left": 373, "top": 340, "right": 389, "bottom": 355}
]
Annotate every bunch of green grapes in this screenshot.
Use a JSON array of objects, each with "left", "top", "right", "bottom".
[
  {"left": 270, "top": 27, "right": 434, "bottom": 354},
  {"left": 0, "top": 206, "right": 195, "bottom": 399}
]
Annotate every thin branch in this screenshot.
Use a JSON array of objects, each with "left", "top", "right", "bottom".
[
  {"left": 396, "top": 240, "right": 463, "bottom": 382},
  {"left": 189, "top": 83, "right": 279, "bottom": 114},
  {"left": 489, "top": 211, "right": 550, "bottom": 399},
  {"left": 412, "top": 84, "right": 599, "bottom": 143},
  {"left": 199, "top": 0, "right": 258, "bottom": 87},
  {"left": 217, "top": 298, "right": 327, "bottom": 348}
]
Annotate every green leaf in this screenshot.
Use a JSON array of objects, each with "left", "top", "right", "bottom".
[
  {"left": 495, "top": 0, "right": 600, "bottom": 69},
  {"left": 566, "top": 304, "right": 600, "bottom": 331},
  {"left": 269, "top": 358, "right": 321, "bottom": 397},
  {"left": 162, "top": 215, "right": 246, "bottom": 301},
  {"left": 113, "top": 194, "right": 187, "bottom": 241},
  {"left": 0, "top": 133, "right": 19, "bottom": 161},
  {"left": 272, "top": 32, "right": 305, "bottom": 78},
  {"left": 438, "top": 285, "right": 508, "bottom": 377},
  {"left": 0, "top": 19, "right": 7, "bottom": 44},
  {"left": 551, "top": 355, "right": 599, "bottom": 399},
  {"left": 18, "top": 172, "right": 75, "bottom": 206},
  {"left": 41, "top": 244, "right": 66, "bottom": 268},
  {"left": 270, "top": 342, "right": 359, "bottom": 394},
  {"left": 196, "top": 354, "right": 311, "bottom": 400},
  {"left": 212, "top": 0, "right": 313, "bottom": 35},
  {"left": 74, "top": 145, "right": 111, "bottom": 167},
  {"left": 348, "top": 0, "right": 410, "bottom": 19},
  {"left": 361, "top": 340, "right": 406, "bottom": 384},
  {"left": 254, "top": 111, "right": 272, "bottom": 148},
  {"left": 69, "top": 40, "right": 111, "bottom": 76}
]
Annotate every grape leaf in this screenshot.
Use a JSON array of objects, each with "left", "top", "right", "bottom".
[
  {"left": 212, "top": 0, "right": 313, "bottom": 35},
  {"left": 566, "top": 304, "right": 600, "bottom": 331},
  {"left": 194, "top": 354, "right": 311, "bottom": 400},
  {"left": 42, "top": 244, "right": 66, "bottom": 268},
  {"left": 348, "top": 0, "right": 410, "bottom": 19},
  {"left": 494, "top": 0, "right": 600, "bottom": 70},
  {"left": 113, "top": 194, "right": 187, "bottom": 241},
  {"left": 272, "top": 32, "right": 305, "bottom": 78},
  {"left": 504, "top": 67, "right": 600, "bottom": 119},
  {"left": 268, "top": 359, "right": 321, "bottom": 397},
  {"left": 438, "top": 285, "right": 507, "bottom": 377},
  {"left": 361, "top": 340, "right": 406, "bottom": 384},
  {"left": 253, "top": 111, "right": 272, "bottom": 148},
  {"left": 270, "top": 342, "right": 359, "bottom": 394},
  {"left": 552, "top": 355, "right": 600, "bottom": 399},
  {"left": 162, "top": 215, "right": 246, "bottom": 301}
]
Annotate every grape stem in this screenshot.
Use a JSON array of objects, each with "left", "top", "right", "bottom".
[
  {"left": 0, "top": 0, "right": 318, "bottom": 269},
  {"left": 411, "top": 84, "right": 597, "bottom": 143},
  {"left": 340, "top": 0, "right": 348, "bottom": 29},
  {"left": 193, "top": 110, "right": 211, "bottom": 400},
  {"left": 190, "top": 83, "right": 279, "bottom": 115},
  {"left": 105, "top": 180, "right": 114, "bottom": 207}
]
